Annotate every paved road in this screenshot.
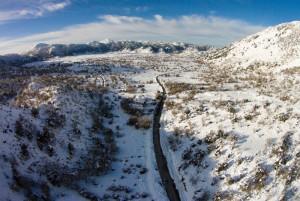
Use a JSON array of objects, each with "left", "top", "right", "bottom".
[{"left": 153, "top": 75, "right": 181, "bottom": 201}]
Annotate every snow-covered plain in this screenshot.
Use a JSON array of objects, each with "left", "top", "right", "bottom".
[{"left": 0, "top": 21, "right": 300, "bottom": 201}]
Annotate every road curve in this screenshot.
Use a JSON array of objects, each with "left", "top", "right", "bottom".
[
  {"left": 98, "top": 75, "right": 106, "bottom": 86},
  {"left": 153, "top": 75, "right": 181, "bottom": 201}
]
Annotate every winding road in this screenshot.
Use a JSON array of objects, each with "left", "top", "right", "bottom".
[
  {"left": 98, "top": 75, "right": 106, "bottom": 86},
  {"left": 153, "top": 75, "right": 181, "bottom": 201}
]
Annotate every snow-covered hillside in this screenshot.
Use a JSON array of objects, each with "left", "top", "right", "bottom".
[{"left": 209, "top": 21, "right": 300, "bottom": 70}]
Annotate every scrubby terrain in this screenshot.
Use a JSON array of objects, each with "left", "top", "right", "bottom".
[
  {"left": 0, "top": 22, "right": 299, "bottom": 201},
  {"left": 160, "top": 21, "right": 300, "bottom": 200}
]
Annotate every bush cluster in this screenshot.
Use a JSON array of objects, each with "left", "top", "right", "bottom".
[
  {"left": 15, "top": 115, "right": 39, "bottom": 140},
  {"left": 181, "top": 144, "right": 206, "bottom": 169},
  {"left": 46, "top": 109, "right": 66, "bottom": 128},
  {"left": 127, "top": 116, "right": 152, "bottom": 129},
  {"left": 121, "top": 98, "right": 143, "bottom": 116},
  {"left": 165, "top": 81, "right": 195, "bottom": 95}
]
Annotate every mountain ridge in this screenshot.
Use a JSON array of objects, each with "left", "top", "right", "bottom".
[
  {"left": 0, "top": 40, "right": 213, "bottom": 66},
  {"left": 24, "top": 40, "right": 213, "bottom": 59},
  {"left": 209, "top": 21, "right": 300, "bottom": 69}
]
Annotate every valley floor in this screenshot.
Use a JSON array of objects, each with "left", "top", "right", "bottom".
[{"left": 0, "top": 52, "right": 299, "bottom": 200}]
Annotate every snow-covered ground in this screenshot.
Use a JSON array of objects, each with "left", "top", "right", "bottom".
[
  {"left": 0, "top": 55, "right": 171, "bottom": 200},
  {"left": 1, "top": 21, "right": 300, "bottom": 201}
]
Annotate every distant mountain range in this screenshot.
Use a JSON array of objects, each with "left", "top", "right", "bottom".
[
  {"left": 2, "top": 21, "right": 300, "bottom": 67},
  {"left": 0, "top": 40, "right": 212, "bottom": 65}
]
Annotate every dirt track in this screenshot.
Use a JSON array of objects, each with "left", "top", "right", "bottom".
[{"left": 153, "top": 76, "right": 181, "bottom": 201}]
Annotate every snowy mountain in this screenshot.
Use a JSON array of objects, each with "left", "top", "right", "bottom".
[
  {"left": 209, "top": 21, "right": 300, "bottom": 70},
  {"left": 0, "top": 40, "right": 212, "bottom": 66},
  {"left": 24, "top": 40, "right": 212, "bottom": 59}
]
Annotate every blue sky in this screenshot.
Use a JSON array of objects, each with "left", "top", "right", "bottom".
[{"left": 0, "top": 0, "right": 299, "bottom": 54}]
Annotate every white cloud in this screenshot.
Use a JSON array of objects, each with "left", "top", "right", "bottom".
[
  {"left": 43, "top": 1, "right": 70, "bottom": 12},
  {"left": 0, "top": 0, "right": 70, "bottom": 23},
  {"left": 98, "top": 15, "right": 144, "bottom": 24},
  {"left": 0, "top": 14, "right": 265, "bottom": 54},
  {"left": 135, "top": 6, "right": 149, "bottom": 12},
  {"left": 122, "top": 6, "right": 149, "bottom": 15}
]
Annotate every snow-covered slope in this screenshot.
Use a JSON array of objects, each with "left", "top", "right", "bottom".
[
  {"left": 209, "top": 21, "right": 300, "bottom": 69},
  {"left": 156, "top": 21, "right": 300, "bottom": 200}
]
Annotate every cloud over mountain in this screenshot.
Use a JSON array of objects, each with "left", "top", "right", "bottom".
[{"left": 0, "top": 14, "right": 265, "bottom": 54}]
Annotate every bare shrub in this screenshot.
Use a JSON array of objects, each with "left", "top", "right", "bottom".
[
  {"left": 127, "top": 115, "right": 151, "bottom": 130},
  {"left": 168, "top": 135, "right": 181, "bottom": 151},
  {"left": 182, "top": 147, "right": 206, "bottom": 169},
  {"left": 165, "top": 81, "right": 195, "bottom": 95},
  {"left": 126, "top": 85, "right": 136, "bottom": 93},
  {"left": 193, "top": 189, "right": 210, "bottom": 201},
  {"left": 127, "top": 116, "right": 138, "bottom": 126},
  {"left": 31, "top": 107, "right": 39, "bottom": 118},
  {"left": 277, "top": 112, "right": 290, "bottom": 122},
  {"left": 241, "top": 164, "right": 269, "bottom": 193},
  {"left": 15, "top": 115, "right": 38, "bottom": 140},
  {"left": 11, "top": 163, "right": 34, "bottom": 191},
  {"left": 46, "top": 109, "right": 66, "bottom": 128},
  {"left": 272, "top": 132, "right": 292, "bottom": 157},
  {"left": 227, "top": 106, "right": 237, "bottom": 114},
  {"left": 205, "top": 130, "right": 219, "bottom": 144},
  {"left": 37, "top": 127, "right": 55, "bottom": 150},
  {"left": 244, "top": 114, "right": 254, "bottom": 121},
  {"left": 183, "top": 90, "right": 197, "bottom": 102},
  {"left": 216, "top": 162, "right": 229, "bottom": 172},
  {"left": 44, "top": 163, "right": 74, "bottom": 187},
  {"left": 40, "top": 182, "right": 51, "bottom": 200},
  {"left": 155, "top": 91, "right": 162, "bottom": 100},
  {"left": 75, "top": 187, "right": 101, "bottom": 201},
  {"left": 20, "top": 144, "right": 30, "bottom": 161},
  {"left": 214, "top": 190, "right": 235, "bottom": 201},
  {"left": 71, "top": 124, "right": 82, "bottom": 139},
  {"left": 173, "top": 127, "right": 181, "bottom": 136},
  {"left": 120, "top": 98, "right": 143, "bottom": 116},
  {"left": 138, "top": 116, "right": 152, "bottom": 129},
  {"left": 253, "top": 166, "right": 269, "bottom": 190},
  {"left": 191, "top": 149, "right": 206, "bottom": 167},
  {"left": 165, "top": 100, "right": 175, "bottom": 109},
  {"left": 68, "top": 142, "right": 75, "bottom": 156}
]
